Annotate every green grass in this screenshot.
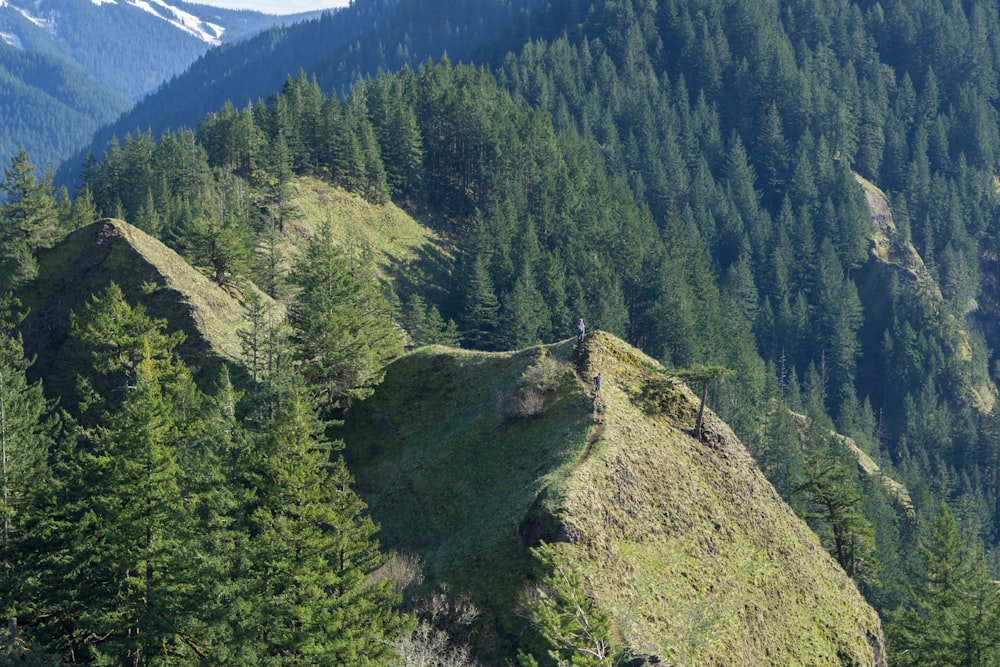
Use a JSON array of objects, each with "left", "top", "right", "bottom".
[
  {"left": 19, "top": 218, "right": 275, "bottom": 398},
  {"left": 281, "top": 177, "right": 455, "bottom": 304},
  {"left": 343, "top": 332, "right": 885, "bottom": 665},
  {"left": 344, "top": 339, "right": 593, "bottom": 619}
]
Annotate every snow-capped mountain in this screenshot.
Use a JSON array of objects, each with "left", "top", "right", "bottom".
[
  {"left": 0, "top": 0, "right": 326, "bottom": 178},
  {"left": 0, "top": 0, "right": 323, "bottom": 100},
  {"left": 97, "top": 0, "right": 226, "bottom": 45}
]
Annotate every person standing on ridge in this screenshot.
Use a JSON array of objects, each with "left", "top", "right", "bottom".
[{"left": 576, "top": 317, "right": 586, "bottom": 342}]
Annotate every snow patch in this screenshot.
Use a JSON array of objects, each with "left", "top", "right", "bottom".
[
  {"left": 91, "top": 0, "right": 118, "bottom": 6},
  {"left": 13, "top": 5, "right": 51, "bottom": 30},
  {"left": 0, "top": 31, "right": 22, "bottom": 49},
  {"left": 128, "top": 0, "right": 224, "bottom": 44}
]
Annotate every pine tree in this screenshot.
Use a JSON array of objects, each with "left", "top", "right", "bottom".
[
  {"left": 287, "top": 222, "right": 402, "bottom": 411},
  {"left": 518, "top": 542, "right": 616, "bottom": 667},
  {"left": 230, "top": 376, "right": 406, "bottom": 664},
  {"left": 174, "top": 211, "right": 251, "bottom": 286},
  {"left": 21, "top": 287, "right": 212, "bottom": 663},
  {"left": 69, "top": 283, "right": 186, "bottom": 402},
  {"left": 0, "top": 295, "right": 55, "bottom": 649},
  {"left": 0, "top": 149, "right": 58, "bottom": 285},
  {"left": 796, "top": 423, "right": 876, "bottom": 581},
  {"left": 461, "top": 253, "right": 501, "bottom": 350},
  {"left": 888, "top": 504, "right": 1000, "bottom": 666}
]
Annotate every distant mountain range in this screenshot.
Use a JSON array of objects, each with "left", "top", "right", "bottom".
[
  {"left": 55, "top": 0, "right": 546, "bottom": 188},
  {"left": 0, "top": 0, "right": 327, "bottom": 171}
]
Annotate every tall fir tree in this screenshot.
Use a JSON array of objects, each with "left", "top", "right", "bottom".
[
  {"left": 228, "top": 372, "right": 407, "bottom": 664},
  {"left": 0, "top": 295, "right": 55, "bottom": 651},
  {"left": 888, "top": 503, "right": 1000, "bottom": 666},
  {"left": 19, "top": 286, "right": 214, "bottom": 663},
  {"left": 287, "top": 221, "right": 402, "bottom": 412},
  {"left": 0, "top": 149, "right": 58, "bottom": 285}
]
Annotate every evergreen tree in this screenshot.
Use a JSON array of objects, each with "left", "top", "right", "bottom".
[
  {"left": 402, "top": 293, "right": 461, "bottom": 348},
  {"left": 797, "top": 418, "right": 876, "bottom": 582},
  {"left": 518, "top": 543, "right": 617, "bottom": 667},
  {"left": 461, "top": 253, "right": 501, "bottom": 350},
  {"left": 20, "top": 286, "right": 212, "bottom": 663},
  {"left": 229, "top": 375, "right": 406, "bottom": 664},
  {"left": 0, "top": 296, "right": 55, "bottom": 646},
  {"left": 287, "top": 222, "right": 402, "bottom": 411},
  {"left": 0, "top": 149, "right": 58, "bottom": 284},
  {"left": 888, "top": 504, "right": 1000, "bottom": 666},
  {"left": 174, "top": 210, "right": 251, "bottom": 286}
]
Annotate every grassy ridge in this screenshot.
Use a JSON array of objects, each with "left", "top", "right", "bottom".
[
  {"left": 344, "top": 332, "right": 885, "bottom": 665},
  {"left": 562, "top": 333, "right": 883, "bottom": 665},
  {"left": 19, "top": 218, "right": 272, "bottom": 396},
  {"left": 344, "top": 338, "right": 593, "bottom": 619}
]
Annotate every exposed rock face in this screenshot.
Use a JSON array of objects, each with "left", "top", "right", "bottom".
[
  {"left": 345, "top": 333, "right": 887, "bottom": 666},
  {"left": 853, "top": 173, "right": 996, "bottom": 415}
]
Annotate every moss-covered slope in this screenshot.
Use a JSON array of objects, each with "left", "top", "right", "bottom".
[
  {"left": 19, "top": 218, "right": 274, "bottom": 396},
  {"left": 343, "top": 331, "right": 886, "bottom": 666}
]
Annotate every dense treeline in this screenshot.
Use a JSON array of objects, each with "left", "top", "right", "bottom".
[
  {"left": 11, "top": 0, "right": 1000, "bottom": 661},
  {"left": 0, "top": 0, "right": 302, "bottom": 172},
  {"left": 60, "top": 0, "right": 547, "bottom": 190},
  {"left": 0, "top": 176, "right": 410, "bottom": 662},
  {"left": 0, "top": 42, "right": 129, "bottom": 174},
  {"left": 71, "top": 21, "right": 1000, "bottom": 651}
]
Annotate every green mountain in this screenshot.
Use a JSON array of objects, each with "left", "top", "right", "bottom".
[
  {"left": 341, "top": 332, "right": 886, "bottom": 665},
  {"left": 56, "top": 0, "right": 545, "bottom": 185},
  {"left": 0, "top": 42, "right": 130, "bottom": 173},
  {"left": 17, "top": 217, "right": 277, "bottom": 397},
  {"left": 15, "top": 0, "right": 1000, "bottom": 659},
  {"left": 0, "top": 0, "right": 317, "bottom": 175}
]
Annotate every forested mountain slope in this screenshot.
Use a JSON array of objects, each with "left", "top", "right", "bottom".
[
  {"left": 58, "top": 29, "right": 1000, "bottom": 652},
  {"left": 0, "top": 0, "right": 317, "bottom": 172},
  {"left": 0, "top": 42, "right": 130, "bottom": 173},
  {"left": 57, "top": 0, "right": 546, "bottom": 187},
  {"left": 342, "top": 332, "right": 886, "bottom": 665},
  {"left": 9, "top": 0, "right": 1000, "bottom": 661},
  {"left": 0, "top": 0, "right": 309, "bottom": 99}
]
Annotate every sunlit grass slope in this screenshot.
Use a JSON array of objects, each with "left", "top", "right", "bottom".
[
  {"left": 343, "top": 331, "right": 886, "bottom": 665},
  {"left": 19, "top": 218, "right": 275, "bottom": 396}
]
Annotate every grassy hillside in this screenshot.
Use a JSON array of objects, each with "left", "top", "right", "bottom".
[
  {"left": 342, "top": 331, "right": 886, "bottom": 665},
  {"left": 19, "top": 218, "right": 276, "bottom": 397},
  {"left": 281, "top": 176, "right": 455, "bottom": 309},
  {"left": 285, "top": 177, "right": 451, "bottom": 270}
]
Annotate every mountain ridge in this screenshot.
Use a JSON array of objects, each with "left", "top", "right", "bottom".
[
  {"left": 342, "top": 331, "right": 887, "bottom": 665},
  {"left": 0, "top": 0, "right": 322, "bottom": 171},
  {"left": 18, "top": 217, "right": 276, "bottom": 398}
]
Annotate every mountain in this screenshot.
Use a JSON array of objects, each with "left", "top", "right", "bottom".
[
  {"left": 0, "top": 40, "right": 130, "bottom": 175},
  {"left": 16, "top": 0, "right": 1000, "bottom": 660},
  {"left": 341, "top": 332, "right": 886, "bottom": 665},
  {"left": 0, "top": 0, "right": 319, "bottom": 99},
  {"left": 16, "top": 217, "right": 278, "bottom": 397},
  {"left": 0, "top": 0, "right": 324, "bottom": 173},
  {"left": 56, "top": 0, "right": 546, "bottom": 186}
]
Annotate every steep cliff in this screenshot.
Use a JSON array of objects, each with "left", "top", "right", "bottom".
[{"left": 343, "top": 331, "right": 887, "bottom": 665}]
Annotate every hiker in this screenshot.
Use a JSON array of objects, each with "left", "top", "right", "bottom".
[
  {"left": 594, "top": 373, "right": 601, "bottom": 393},
  {"left": 576, "top": 317, "right": 586, "bottom": 342}
]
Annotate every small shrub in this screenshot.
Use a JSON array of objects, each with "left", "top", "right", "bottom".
[
  {"left": 511, "top": 387, "right": 548, "bottom": 419},
  {"left": 392, "top": 621, "right": 480, "bottom": 667},
  {"left": 521, "top": 348, "right": 569, "bottom": 393},
  {"left": 394, "top": 589, "right": 482, "bottom": 667},
  {"left": 374, "top": 551, "right": 424, "bottom": 594},
  {"left": 508, "top": 348, "right": 570, "bottom": 419}
]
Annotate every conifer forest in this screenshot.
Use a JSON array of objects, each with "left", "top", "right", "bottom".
[{"left": 7, "top": 0, "right": 1000, "bottom": 663}]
